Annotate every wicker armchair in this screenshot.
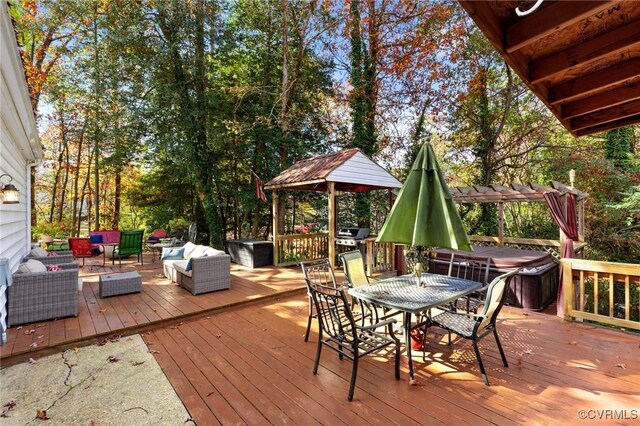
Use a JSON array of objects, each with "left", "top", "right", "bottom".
[{"left": 8, "top": 263, "right": 79, "bottom": 326}]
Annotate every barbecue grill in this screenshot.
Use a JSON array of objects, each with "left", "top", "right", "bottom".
[{"left": 336, "top": 227, "right": 370, "bottom": 247}]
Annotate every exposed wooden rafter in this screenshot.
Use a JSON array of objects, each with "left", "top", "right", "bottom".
[
  {"left": 561, "top": 82, "right": 640, "bottom": 119},
  {"left": 575, "top": 113, "right": 640, "bottom": 137},
  {"left": 449, "top": 182, "right": 588, "bottom": 204},
  {"left": 529, "top": 19, "right": 640, "bottom": 85},
  {"left": 570, "top": 98, "right": 640, "bottom": 131},
  {"left": 458, "top": 1, "right": 640, "bottom": 137},
  {"left": 505, "top": 1, "right": 615, "bottom": 53},
  {"left": 549, "top": 58, "right": 640, "bottom": 105}
]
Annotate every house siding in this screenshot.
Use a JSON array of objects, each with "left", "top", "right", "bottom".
[{"left": 0, "top": 2, "right": 41, "bottom": 272}]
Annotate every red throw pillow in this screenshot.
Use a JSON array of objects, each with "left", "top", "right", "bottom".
[
  {"left": 48, "top": 252, "right": 58, "bottom": 256},
  {"left": 47, "top": 264, "right": 62, "bottom": 271}
]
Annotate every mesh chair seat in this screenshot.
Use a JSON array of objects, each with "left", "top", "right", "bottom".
[{"left": 430, "top": 310, "right": 475, "bottom": 338}]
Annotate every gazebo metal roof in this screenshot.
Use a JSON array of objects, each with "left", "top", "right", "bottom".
[{"left": 264, "top": 148, "right": 402, "bottom": 192}]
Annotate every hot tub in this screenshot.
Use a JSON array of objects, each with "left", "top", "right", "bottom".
[{"left": 429, "top": 246, "right": 559, "bottom": 311}]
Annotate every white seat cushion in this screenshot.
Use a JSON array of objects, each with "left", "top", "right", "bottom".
[
  {"left": 30, "top": 247, "right": 48, "bottom": 257},
  {"left": 19, "top": 259, "right": 47, "bottom": 273}
]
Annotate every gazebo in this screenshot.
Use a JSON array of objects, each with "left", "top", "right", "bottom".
[{"left": 264, "top": 148, "right": 402, "bottom": 267}]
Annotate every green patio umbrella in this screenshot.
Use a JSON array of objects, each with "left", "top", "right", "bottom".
[{"left": 376, "top": 143, "right": 472, "bottom": 252}]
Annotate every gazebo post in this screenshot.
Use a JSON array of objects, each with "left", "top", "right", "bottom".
[
  {"left": 272, "top": 190, "right": 279, "bottom": 265},
  {"left": 328, "top": 181, "right": 336, "bottom": 267}
]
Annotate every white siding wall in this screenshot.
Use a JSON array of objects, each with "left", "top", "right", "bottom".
[
  {"left": 0, "top": 2, "right": 41, "bottom": 272},
  {"left": 326, "top": 152, "right": 402, "bottom": 189}
]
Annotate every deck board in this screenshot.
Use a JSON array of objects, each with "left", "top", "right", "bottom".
[
  {"left": 144, "top": 295, "right": 640, "bottom": 425},
  {"left": 1, "top": 252, "right": 306, "bottom": 361}
]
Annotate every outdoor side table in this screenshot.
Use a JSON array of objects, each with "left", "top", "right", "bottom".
[{"left": 99, "top": 271, "right": 142, "bottom": 298}]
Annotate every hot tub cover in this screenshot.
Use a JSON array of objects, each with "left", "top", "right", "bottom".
[{"left": 432, "top": 246, "right": 555, "bottom": 269}]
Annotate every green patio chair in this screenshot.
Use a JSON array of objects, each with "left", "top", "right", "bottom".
[{"left": 114, "top": 230, "right": 144, "bottom": 267}]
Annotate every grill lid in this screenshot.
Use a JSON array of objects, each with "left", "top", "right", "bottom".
[{"left": 338, "top": 227, "right": 370, "bottom": 239}]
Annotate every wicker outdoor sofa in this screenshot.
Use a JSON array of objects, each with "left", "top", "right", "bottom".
[
  {"left": 162, "top": 242, "right": 231, "bottom": 295},
  {"left": 8, "top": 263, "right": 79, "bottom": 326}
]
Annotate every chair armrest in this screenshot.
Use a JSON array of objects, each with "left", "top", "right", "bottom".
[{"left": 357, "top": 318, "right": 397, "bottom": 331}]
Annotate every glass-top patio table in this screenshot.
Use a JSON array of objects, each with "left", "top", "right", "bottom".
[{"left": 348, "top": 273, "right": 482, "bottom": 382}]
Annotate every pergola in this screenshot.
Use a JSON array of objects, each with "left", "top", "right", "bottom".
[
  {"left": 459, "top": 1, "right": 640, "bottom": 136},
  {"left": 449, "top": 181, "right": 589, "bottom": 254},
  {"left": 264, "top": 148, "right": 402, "bottom": 266}
]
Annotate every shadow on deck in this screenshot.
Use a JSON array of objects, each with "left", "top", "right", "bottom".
[{"left": 1, "top": 252, "right": 309, "bottom": 364}]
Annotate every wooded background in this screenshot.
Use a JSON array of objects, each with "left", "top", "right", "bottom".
[{"left": 12, "top": 0, "right": 640, "bottom": 262}]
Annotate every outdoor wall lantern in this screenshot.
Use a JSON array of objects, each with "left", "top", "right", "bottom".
[{"left": 0, "top": 173, "right": 20, "bottom": 204}]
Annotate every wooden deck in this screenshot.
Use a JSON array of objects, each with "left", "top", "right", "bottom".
[
  {"left": 144, "top": 296, "right": 640, "bottom": 425},
  {"left": 3, "top": 254, "right": 640, "bottom": 424},
  {"left": 0, "top": 252, "right": 307, "bottom": 363}
]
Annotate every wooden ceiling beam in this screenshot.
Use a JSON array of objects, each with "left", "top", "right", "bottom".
[
  {"left": 505, "top": 1, "right": 616, "bottom": 53},
  {"left": 570, "top": 98, "right": 640, "bottom": 131},
  {"left": 549, "top": 58, "right": 640, "bottom": 105},
  {"left": 574, "top": 113, "right": 640, "bottom": 136},
  {"left": 561, "top": 82, "right": 640, "bottom": 119},
  {"left": 530, "top": 19, "right": 640, "bottom": 84}
]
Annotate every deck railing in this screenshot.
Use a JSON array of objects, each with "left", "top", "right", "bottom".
[
  {"left": 469, "top": 235, "right": 587, "bottom": 259},
  {"left": 364, "top": 240, "right": 395, "bottom": 274},
  {"left": 562, "top": 258, "right": 640, "bottom": 331},
  {"left": 274, "top": 233, "right": 329, "bottom": 266}
]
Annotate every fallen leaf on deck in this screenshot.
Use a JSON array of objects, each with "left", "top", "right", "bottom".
[
  {"left": 107, "top": 355, "right": 119, "bottom": 363},
  {"left": 73, "top": 348, "right": 79, "bottom": 353},
  {"left": 36, "top": 324, "right": 46, "bottom": 328},
  {"left": 99, "top": 308, "right": 107, "bottom": 313},
  {"left": 25, "top": 329, "right": 36, "bottom": 335},
  {"left": 131, "top": 360, "right": 145, "bottom": 366},
  {"left": 16, "top": 326, "right": 22, "bottom": 329},
  {"left": 568, "top": 341, "right": 577, "bottom": 345},
  {"left": 148, "top": 350, "right": 160, "bottom": 354},
  {"left": 29, "top": 342, "right": 38, "bottom": 348},
  {"left": 523, "top": 349, "right": 534, "bottom": 355},
  {"left": 36, "top": 409, "right": 50, "bottom": 420},
  {"left": 522, "top": 313, "right": 529, "bottom": 316},
  {"left": 36, "top": 335, "right": 44, "bottom": 339},
  {"left": 615, "top": 363, "right": 627, "bottom": 369},
  {"left": 2, "top": 400, "right": 17, "bottom": 417},
  {"left": 29, "top": 358, "right": 37, "bottom": 364},
  {"left": 216, "top": 334, "right": 222, "bottom": 338}
]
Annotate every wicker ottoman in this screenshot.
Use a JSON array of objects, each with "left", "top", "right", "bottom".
[{"left": 99, "top": 271, "right": 142, "bottom": 298}]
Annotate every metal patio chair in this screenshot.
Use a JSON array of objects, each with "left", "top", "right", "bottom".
[
  {"left": 309, "top": 280, "right": 400, "bottom": 400},
  {"left": 428, "top": 269, "right": 519, "bottom": 385},
  {"left": 447, "top": 253, "right": 491, "bottom": 313}
]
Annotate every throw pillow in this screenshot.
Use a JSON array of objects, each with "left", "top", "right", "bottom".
[
  {"left": 182, "top": 242, "right": 197, "bottom": 259},
  {"left": 161, "top": 247, "right": 185, "bottom": 260},
  {"left": 30, "top": 247, "right": 48, "bottom": 257},
  {"left": 47, "top": 264, "right": 62, "bottom": 271},
  {"left": 185, "top": 254, "right": 207, "bottom": 272},
  {"left": 89, "top": 234, "right": 103, "bottom": 244},
  {"left": 18, "top": 259, "right": 47, "bottom": 273}
]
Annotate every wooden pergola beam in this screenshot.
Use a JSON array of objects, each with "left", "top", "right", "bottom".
[
  {"left": 561, "top": 82, "right": 640, "bottom": 119},
  {"left": 549, "top": 58, "right": 640, "bottom": 105},
  {"left": 529, "top": 19, "right": 640, "bottom": 84},
  {"left": 575, "top": 113, "right": 640, "bottom": 137},
  {"left": 505, "top": 1, "right": 614, "bottom": 53},
  {"left": 570, "top": 98, "right": 640, "bottom": 131}
]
